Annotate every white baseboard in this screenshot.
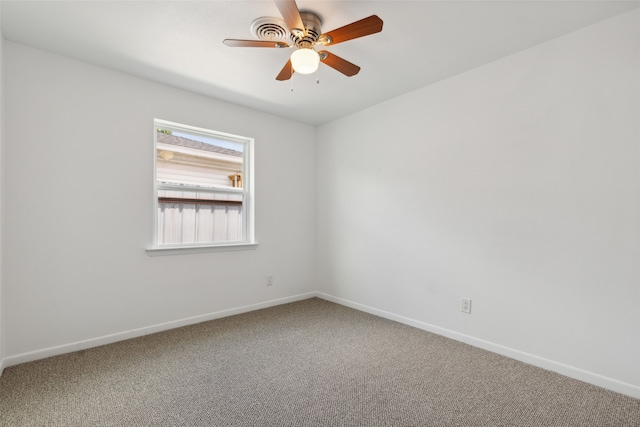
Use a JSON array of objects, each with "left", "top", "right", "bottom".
[
  {"left": 4, "top": 291, "right": 638, "bottom": 399},
  {"left": 3, "top": 292, "right": 317, "bottom": 369},
  {"left": 317, "top": 292, "right": 640, "bottom": 400}
]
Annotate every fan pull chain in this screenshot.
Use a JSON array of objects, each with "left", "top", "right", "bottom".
[{"left": 316, "top": 69, "right": 320, "bottom": 85}]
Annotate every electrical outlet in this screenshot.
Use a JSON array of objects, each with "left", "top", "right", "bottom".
[
  {"left": 266, "top": 274, "right": 273, "bottom": 286},
  {"left": 461, "top": 298, "right": 472, "bottom": 314}
]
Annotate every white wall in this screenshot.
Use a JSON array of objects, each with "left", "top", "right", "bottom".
[
  {"left": 317, "top": 9, "right": 639, "bottom": 397},
  {"left": 3, "top": 42, "right": 317, "bottom": 360},
  {"left": 0, "top": 5, "right": 5, "bottom": 375}
]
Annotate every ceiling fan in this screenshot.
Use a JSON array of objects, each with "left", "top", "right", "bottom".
[{"left": 223, "top": 0, "right": 383, "bottom": 81}]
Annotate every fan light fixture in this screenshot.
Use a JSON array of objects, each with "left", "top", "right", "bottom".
[{"left": 290, "top": 48, "right": 320, "bottom": 74}]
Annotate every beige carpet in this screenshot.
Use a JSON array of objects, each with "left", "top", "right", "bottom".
[{"left": 1, "top": 298, "right": 638, "bottom": 426}]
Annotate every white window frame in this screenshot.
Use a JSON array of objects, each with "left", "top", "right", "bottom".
[{"left": 146, "top": 119, "right": 256, "bottom": 256}]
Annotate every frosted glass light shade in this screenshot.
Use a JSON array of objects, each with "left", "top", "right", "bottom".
[{"left": 290, "top": 48, "right": 320, "bottom": 74}]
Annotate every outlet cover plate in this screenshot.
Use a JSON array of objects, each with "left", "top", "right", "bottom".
[{"left": 461, "top": 298, "right": 472, "bottom": 314}]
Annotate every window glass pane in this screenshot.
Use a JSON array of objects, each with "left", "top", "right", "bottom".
[
  {"left": 157, "top": 202, "right": 243, "bottom": 244},
  {"left": 156, "top": 128, "right": 244, "bottom": 189}
]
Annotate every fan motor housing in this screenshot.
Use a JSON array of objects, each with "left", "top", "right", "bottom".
[{"left": 291, "top": 11, "right": 322, "bottom": 48}]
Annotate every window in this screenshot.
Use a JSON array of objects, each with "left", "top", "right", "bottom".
[{"left": 149, "top": 119, "right": 254, "bottom": 252}]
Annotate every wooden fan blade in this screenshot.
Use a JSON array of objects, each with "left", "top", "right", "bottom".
[
  {"left": 276, "top": 59, "right": 294, "bottom": 81},
  {"left": 319, "top": 15, "right": 383, "bottom": 46},
  {"left": 274, "top": 0, "right": 304, "bottom": 34},
  {"left": 319, "top": 51, "right": 360, "bottom": 77},
  {"left": 223, "top": 39, "right": 289, "bottom": 48}
]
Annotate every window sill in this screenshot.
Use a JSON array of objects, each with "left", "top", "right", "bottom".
[{"left": 146, "top": 242, "right": 258, "bottom": 256}]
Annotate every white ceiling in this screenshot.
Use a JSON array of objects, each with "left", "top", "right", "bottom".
[{"left": 2, "top": 1, "right": 638, "bottom": 125}]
